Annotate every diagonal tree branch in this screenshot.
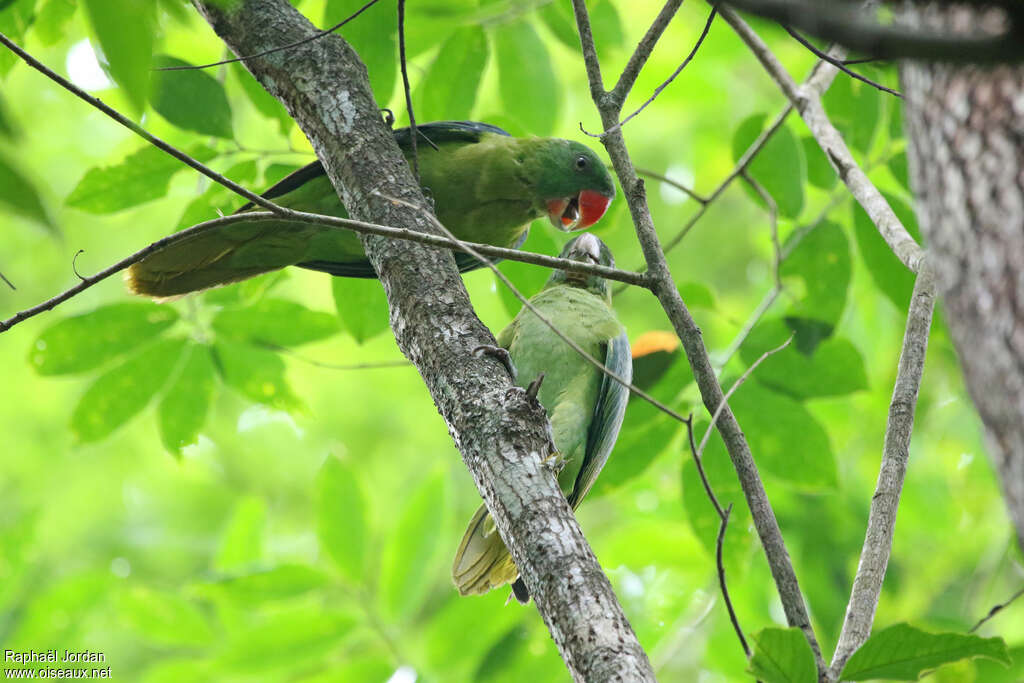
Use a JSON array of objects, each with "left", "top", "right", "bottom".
[
  {"left": 829, "top": 263, "right": 936, "bottom": 680},
  {"left": 570, "top": 0, "right": 826, "bottom": 673},
  {"left": 718, "top": 6, "right": 926, "bottom": 273},
  {"left": 189, "top": 1, "right": 654, "bottom": 679}
]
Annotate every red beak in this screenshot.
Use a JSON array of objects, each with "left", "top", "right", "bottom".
[
  {"left": 545, "top": 190, "right": 613, "bottom": 231},
  {"left": 576, "top": 189, "right": 612, "bottom": 229}
]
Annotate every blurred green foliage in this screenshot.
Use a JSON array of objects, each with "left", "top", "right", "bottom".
[{"left": 0, "top": 0, "right": 1021, "bottom": 680}]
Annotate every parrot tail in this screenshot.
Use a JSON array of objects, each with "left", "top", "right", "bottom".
[{"left": 451, "top": 504, "right": 521, "bottom": 597}]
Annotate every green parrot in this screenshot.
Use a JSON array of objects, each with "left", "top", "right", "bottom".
[
  {"left": 127, "top": 121, "right": 616, "bottom": 298},
  {"left": 451, "top": 232, "right": 631, "bottom": 603}
]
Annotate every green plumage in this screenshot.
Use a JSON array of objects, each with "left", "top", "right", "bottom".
[
  {"left": 451, "top": 233, "right": 631, "bottom": 600},
  {"left": 127, "top": 121, "right": 615, "bottom": 298}
]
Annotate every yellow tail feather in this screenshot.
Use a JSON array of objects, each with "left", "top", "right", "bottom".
[{"left": 451, "top": 504, "right": 519, "bottom": 595}]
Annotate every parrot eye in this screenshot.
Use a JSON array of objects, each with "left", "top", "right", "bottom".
[{"left": 574, "top": 155, "right": 589, "bottom": 171}]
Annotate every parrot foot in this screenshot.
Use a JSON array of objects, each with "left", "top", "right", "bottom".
[
  {"left": 473, "top": 345, "right": 517, "bottom": 382},
  {"left": 542, "top": 449, "right": 568, "bottom": 473}
]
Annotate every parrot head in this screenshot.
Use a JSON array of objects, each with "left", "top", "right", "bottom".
[
  {"left": 527, "top": 139, "right": 616, "bottom": 232},
  {"left": 547, "top": 232, "right": 615, "bottom": 301}
]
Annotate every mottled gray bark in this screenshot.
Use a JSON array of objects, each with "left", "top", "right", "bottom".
[
  {"left": 900, "top": 3, "right": 1024, "bottom": 554},
  {"left": 191, "top": 1, "right": 654, "bottom": 679}
]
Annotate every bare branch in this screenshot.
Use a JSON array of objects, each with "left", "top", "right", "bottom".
[
  {"left": 970, "top": 585, "right": 1024, "bottom": 634},
  {"left": 719, "top": 7, "right": 926, "bottom": 273},
  {"left": 829, "top": 264, "right": 937, "bottom": 680},
  {"left": 636, "top": 167, "right": 708, "bottom": 204},
  {"left": 0, "top": 211, "right": 647, "bottom": 333},
  {"left": 571, "top": 0, "right": 825, "bottom": 672},
  {"left": 713, "top": 0, "right": 1024, "bottom": 63}
]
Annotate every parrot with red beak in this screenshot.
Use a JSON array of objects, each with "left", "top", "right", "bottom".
[{"left": 126, "top": 121, "right": 616, "bottom": 298}]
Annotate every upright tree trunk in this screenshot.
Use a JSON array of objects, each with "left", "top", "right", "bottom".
[{"left": 899, "top": 3, "right": 1024, "bottom": 552}]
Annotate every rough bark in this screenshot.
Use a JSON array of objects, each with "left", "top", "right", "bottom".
[
  {"left": 899, "top": 3, "right": 1024, "bottom": 553},
  {"left": 190, "top": 1, "right": 655, "bottom": 679}
]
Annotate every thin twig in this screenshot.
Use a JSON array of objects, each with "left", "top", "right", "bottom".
[
  {"left": 154, "top": 0, "right": 384, "bottom": 71},
  {"left": 635, "top": 167, "right": 708, "bottom": 204},
  {"left": 260, "top": 343, "right": 412, "bottom": 371},
  {"left": 828, "top": 264, "right": 936, "bottom": 681},
  {"left": 740, "top": 171, "right": 781, "bottom": 290},
  {"left": 716, "top": 504, "right": 750, "bottom": 658},
  {"left": 0, "top": 211, "right": 648, "bottom": 333},
  {"left": 378, "top": 192, "right": 688, "bottom": 427},
  {"left": 397, "top": 0, "right": 418, "bottom": 180},
  {"left": 584, "top": 8, "right": 717, "bottom": 139},
  {"left": 783, "top": 26, "right": 902, "bottom": 98},
  {"left": 969, "top": 585, "right": 1024, "bottom": 633},
  {"left": 696, "top": 335, "right": 793, "bottom": 460},
  {"left": 0, "top": 270, "right": 16, "bottom": 290}
]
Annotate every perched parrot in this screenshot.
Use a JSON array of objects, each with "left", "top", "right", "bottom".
[
  {"left": 451, "top": 232, "right": 631, "bottom": 603},
  {"left": 127, "top": 121, "right": 616, "bottom": 298}
]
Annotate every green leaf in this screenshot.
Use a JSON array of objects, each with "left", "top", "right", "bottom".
[
  {"left": 841, "top": 623, "right": 1011, "bottom": 681},
  {"left": 201, "top": 564, "right": 327, "bottom": 603},
  {"left": 203, "top": 270, "right": 289, "bottom": 307},
  {"left": 747, "top": 627, "right": 818, "bottom": 683},
  {"left": 678, "top": 281, "right": 716, "bottom": 309},
  {"left": 216, "top": 606, "right": 355, "bottom": 673},
  {"left": 215, "top": 496, "right": 266, "bottom": 571},
  {"left": 30, "top": 302, "right": 178, "bottom": 376},
  {"left": 66, "top": 144, "right": 215, "bottom": 214},
  {"left": 494, "top": 20, "right": 559, "bottom": 135},
  {"left": 732, "top": 115, "right": 806, "bottom": 218},
  {"left": 420, "top": 26, "right": 488, "bottom": 121},
  {"left": 496, "top": 227, "right": 558, "bottom": 317},
  {"left": 82, "top": 0, "right": 154, "bottom": 113},
  {"left": 33, "top": 0, "right": 75, "bottom": 46},
  {"left": 801, "top": 135, "right": 837, "bottom": 189},
  {"left": 537, "top": 1, "right": 577, "bottom": 50},
  {"left": 150, "top": 55, "right": 233, "bottom": 139},
  {"left": 158, "top": 342, "right": 217, "bottom": 456},
  {"left": 379, "top": 472, "right": 445, "bottom": 620},
  {"left": 71, "top": 337, "right": 187, "bottom": 443},
  {"left": 324, "top": 0, "right": 396, "bottom": 106},
  {"left": 332, "top": 277, "right": 390, "bottom": 344},
  {"left": 0, "top": 0, "right": 37, "bottom": 77},
  {"left": 779, "top": 219, "right": 851, "bottom": 330},
  {"left": 718, "top": 379, "right": 838, "bottom": 490},
  {"left": 630, "top": 330, "right": 681, "bottom": 393},
  {"left": 214, "top": 341, "right": 303, "bottom": 412},
  {"left": 589, "top": 0, "right": 624, "bottom": 54},
  {"left": 740, "top": 319, "right": 868, "bottom": 399},
  {"left": 852, "top": 191, "right": 921, "bottom": 310},
  {"left": 212, "top": 298, "right": 340, "bottom": 347},
  {"left": 230, "top": 62, "right": 292, "bottom": 135},
  {"left": 117, "top": 585, "right": 213, "bottom": 647},
  {"left": 0, "top": 150, "right": 55, "bottom": 232},
  {"left": 823, "top": 75, "right": 881, "bottom": 155},
  {"left": 0, "top": 92, "right": 19, "bottom": 140},
  {"left": 888, "top": 150, "right": 911, "bottom": 192},
  {"left": 316, "top": 456, "right": 367, "bottom": 583}
]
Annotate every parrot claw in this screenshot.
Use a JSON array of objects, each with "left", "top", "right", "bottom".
[
  {"left": 542, "top": 449, "right": 568, "bottom": 473},
  {"left": 381, "top": 108, "right": 395, "bottom": 128},
  {"left": 474, "top": 344, "right": 517, "bottom": 382},
  {"left": 525, "top": 372, "right": 545, "bottom": 404}
]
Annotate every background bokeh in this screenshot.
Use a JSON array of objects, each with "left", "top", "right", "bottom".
[{"left": 1, "top": 0, "right": 1021, "bottom": 680}]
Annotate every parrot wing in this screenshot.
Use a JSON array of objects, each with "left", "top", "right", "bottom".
[{"left": 566, "top": 330, "right": 632, "bottom": 509}]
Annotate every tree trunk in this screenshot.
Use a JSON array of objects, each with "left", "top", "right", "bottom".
[{"left": 899, "top": 3, "right": 1024, "bottom": 552}]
